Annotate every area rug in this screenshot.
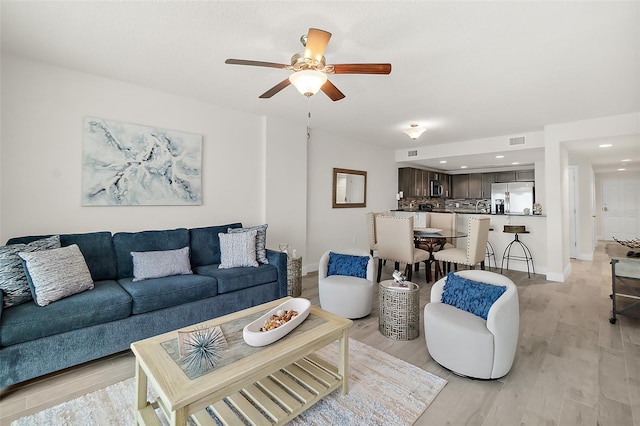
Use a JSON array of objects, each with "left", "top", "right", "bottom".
[{"left": 12, "top": 339, "right": 446, "bottom": 425}]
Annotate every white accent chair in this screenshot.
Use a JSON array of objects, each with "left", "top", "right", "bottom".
[
  {"left": 433, "top": 216, "right": 490, "bottom": 271},
  {"left": 424, "top": 270, "right": 519, "bottom": 379},
  {"left": 318, "top": 249, "right": 374, "bottom": 319},
  {"left": 375, "top": 215, "right": 430, "bottom": 283}
]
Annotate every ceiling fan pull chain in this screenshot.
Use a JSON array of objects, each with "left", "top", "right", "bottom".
[{"left": 307, "top": 109, "right": 311, "bottom": 142}]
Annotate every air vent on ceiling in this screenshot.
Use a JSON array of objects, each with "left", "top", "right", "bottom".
[
  {"left": 509, "top": 136, "right": 525, "bottom": 145},
  {"left": 408, "top": 150, "right": 418, "bottom": 157}
]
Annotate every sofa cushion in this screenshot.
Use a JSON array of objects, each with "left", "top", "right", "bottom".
[
  {"left": 0, "top": 235, "right": 61, "bottom": 307},
  {"left": 0, "top": 280, "right": 132, "bottom": 347},
  {"left": 19, "top": 244, "right": 94, "bottom": 307},
  {"left": 218, "top": 230, "right": 259, "bottom": 269},
  {"left": 189, "top": 223, "right": 242, "bottom": 267},
  {"left": 7, "top": 232, "right": 117, "bottom": 282},
  {"left": 131, "top": 246, "right": 192, "bottom": 282},
  {"left": 441, "top": 272, "right": 507, "bottom": 320},
  {"left": 194, "top": 263, "right": 278, "bottom": 294},
  {"left": 228, "top": 224, "right": 269, "bottom": 264},
  {"left": 118, "top": 274, "right": 217, "bottom": 315},
  {"left": 113, "top": 228, "right": 190, "bottom": 278}
]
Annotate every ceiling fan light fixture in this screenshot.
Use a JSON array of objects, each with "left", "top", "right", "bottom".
[
  {"left": 403, "top": 124, "right": 427, "bottom": 140},
  {"left": 289, "top": 70, "right": 327, "bottom": 97}
]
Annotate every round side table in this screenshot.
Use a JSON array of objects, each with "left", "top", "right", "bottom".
[{"left": 379, "top": 280, "right": 420, "bottom": 340}]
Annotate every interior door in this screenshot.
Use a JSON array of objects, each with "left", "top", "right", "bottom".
[
  {"left": 602, "top": 177, "right": 640, "bottom": 241},
  {"left": 568, "top": 167, "right": 577, "bottom": 258}
]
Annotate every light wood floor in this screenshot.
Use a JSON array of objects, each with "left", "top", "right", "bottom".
[{"left": 1, "top": 241, "right": 639, "bottom": 425}]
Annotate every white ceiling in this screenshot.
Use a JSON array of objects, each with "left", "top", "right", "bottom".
[{"left": 2, "top": 1, "right": 639, "bottom": 173}]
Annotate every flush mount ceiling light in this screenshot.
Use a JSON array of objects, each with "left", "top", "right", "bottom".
[
  {"left": 403, "top": 124, "right": 427, "bottom": 140},
  {"left": 496, "top": 155, "right": 505, "bottom": 159},
  {"left": 288, "top": 70, "right": 328, "bottom": 97},
  {"left": 599, "top": 144, "right": 613, "bottom": 148}
]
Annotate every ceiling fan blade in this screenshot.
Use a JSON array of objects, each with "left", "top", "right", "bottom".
[
  {"left": 259, "top": 78, "right": 291, "bottom": 98},
  {"left": 304, "top": 28, "right": 332, "bottom": 62},
  {"left": 321, "top": 80, "right": 345, "bottom": 101},
  {"left": 331, "top": 63, "right": 392, "bottom": 74},
  {"left": 225, "top": 59, "right": 287, "bottom": 69}
]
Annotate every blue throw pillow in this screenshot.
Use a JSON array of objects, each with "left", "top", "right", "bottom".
[
  {"left": 441, "top": 272, "right": 507, "bottom": 320},
  {"left": 327, "top": 252, "right": 369, "bottom": 279}
]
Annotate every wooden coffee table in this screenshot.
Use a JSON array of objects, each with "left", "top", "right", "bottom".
[{"left": 131, "top": 297, "right": 352, "bottom": 425}]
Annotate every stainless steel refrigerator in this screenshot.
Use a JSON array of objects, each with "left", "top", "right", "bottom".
[{"left": 491, "top": 182, "right": 534, "bottom": 214}]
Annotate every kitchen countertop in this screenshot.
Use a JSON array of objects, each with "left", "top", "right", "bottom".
[{"left": 393, "top": 209, "right": 545, "bottom": 217}]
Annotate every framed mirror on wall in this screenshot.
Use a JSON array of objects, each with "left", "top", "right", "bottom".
[{"left": 332, "top": 168, "right": 367, "bottom": 208}]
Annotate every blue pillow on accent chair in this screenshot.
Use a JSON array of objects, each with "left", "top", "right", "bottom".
[
  {"left": 327, "top": 252, "right": 369, "bottom": 279},
  {"left": 441, "top": 272, "right": 506, "bottom": 320}
]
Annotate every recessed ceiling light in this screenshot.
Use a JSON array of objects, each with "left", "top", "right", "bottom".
[
  {"left": 439, "top": 160, "right": 447, "bottom": 164},
  {"left": 617, "top": 168, "right": 626, "bottom": 171},
  {"left": 622, "top": 159, "right": 631, "bottom": 162},
  {"left": 460, "top": 166, "right": 468, "bottom": 169},
  {"left": 599, "top": 144, "right": 612, "bottom": 148},
  {"left": 512, "top": 162, "right": 520, "bottom": 165},
  {"left": 496, "top": 155, "right": 504, "bottom": 159}
]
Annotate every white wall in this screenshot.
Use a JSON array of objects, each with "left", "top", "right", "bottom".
[
  {"left": 569, "top": 158, "right": 596, "bottom": 260},
  {"left": 545, "top": 112, "right": 640, "bottom": 281},
  {"left": 1, "top": 55, "right": 396, "bottom": 276},
  {"left": 306, "top": 128, "right": 397, "bottom": 272},
  {"left": 1, "top": 56, "right": 273, "bottom": 241},
  {"left": 265, "top": 116, "right": 307, "bottom": 259}
]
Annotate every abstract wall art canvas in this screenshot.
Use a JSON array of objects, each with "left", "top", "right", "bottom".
[{"left": 82, "top": 117, "right": 202, "bottom": 206}]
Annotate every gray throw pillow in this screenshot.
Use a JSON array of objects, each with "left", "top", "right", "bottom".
[
  {"left": 131, "top": 246, "right": 193, "bottom": 282},
  {"left": 228, "top": 224, "right": 269, "bottom": 264},
  {"left": 0, "top": 235, "right": 61, "bottom": 307},
  {"left": 18, "top": 244, "right": 94, "bottom": 307},
  {"left": 218, "top": 230, "right": 259, "bottom": 269}
]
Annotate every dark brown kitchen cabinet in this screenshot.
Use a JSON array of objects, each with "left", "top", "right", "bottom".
[
  {"left": 398, "top": 167, "right": 428, "bottom": 197},
  {"left": 468, "top": 173, "right": 483, "bottom": 198},
  {"left": 481, "top": 173, "right": 495, "bottom": 197},
  {"left": 452, "top": 174, "right": 469, "bottom": 198},
  {"left": 442, "top": 174, "right": 451, "bottom": 198},
  {"left": 398, "top": 167, "right": 415, "bottom": 197},
  {"left": 495, "top": 171, "right": 516, "bottom": 183},
  {"left": 516, "top": 169, "right": 535, "bottom": 181}
]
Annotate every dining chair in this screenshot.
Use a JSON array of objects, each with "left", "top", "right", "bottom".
[
  {"left": 433, "top": 216, "right": 490, "bottom": 270},
  {"left": 428, "top": 212, "right": 457, "bottom": 249},
  {"left": 365, "top": 211, "right": 385, "bottom": 257},
  {"left": 375, "top": 215, "right": 430, "bottom": 283}
]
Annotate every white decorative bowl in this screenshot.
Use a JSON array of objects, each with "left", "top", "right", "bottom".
[{"left": 243, "top": 298, "right": 311, "bottom": 347}]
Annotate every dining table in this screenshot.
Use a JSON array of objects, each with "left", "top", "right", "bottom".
[{"left": 413, "top": 228, "right": 467, "bottom": 282}]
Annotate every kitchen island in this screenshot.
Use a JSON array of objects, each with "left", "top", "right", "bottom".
[{"left": 455, "top": 213, "right": 547, "bottom": 275}]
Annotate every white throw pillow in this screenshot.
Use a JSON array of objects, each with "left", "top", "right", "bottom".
[
  {"left": 228, "top": 224, "right": 269, "bottom": 264},
  {"left": 18, "top": 244, "right": 94, "bottom": 307},
  {"left": 218, "top": 230, "right": 259, "bottom": 269},
  {"left": 131, "top": 246, "right": 193, "bottom": 282}
]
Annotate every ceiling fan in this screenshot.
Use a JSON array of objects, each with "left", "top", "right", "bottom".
[{"left": 225, "top": 28, "right": 392, "bottom": 101}]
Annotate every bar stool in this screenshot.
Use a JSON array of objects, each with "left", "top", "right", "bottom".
[
  {"left": 486, "top": 241, "right": 497, "bottom": 270},
  {"left": 501, "top": 225, "right": 535, "bottom": 278}
]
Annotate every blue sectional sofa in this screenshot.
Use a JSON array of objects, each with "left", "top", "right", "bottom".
[{"left": 0, "top": 223, "right": 288, "bottom": 388}]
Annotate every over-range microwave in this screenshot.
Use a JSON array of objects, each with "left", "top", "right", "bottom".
[{"left": 430, "top": 180, "right": 443, "bottom": 197}]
